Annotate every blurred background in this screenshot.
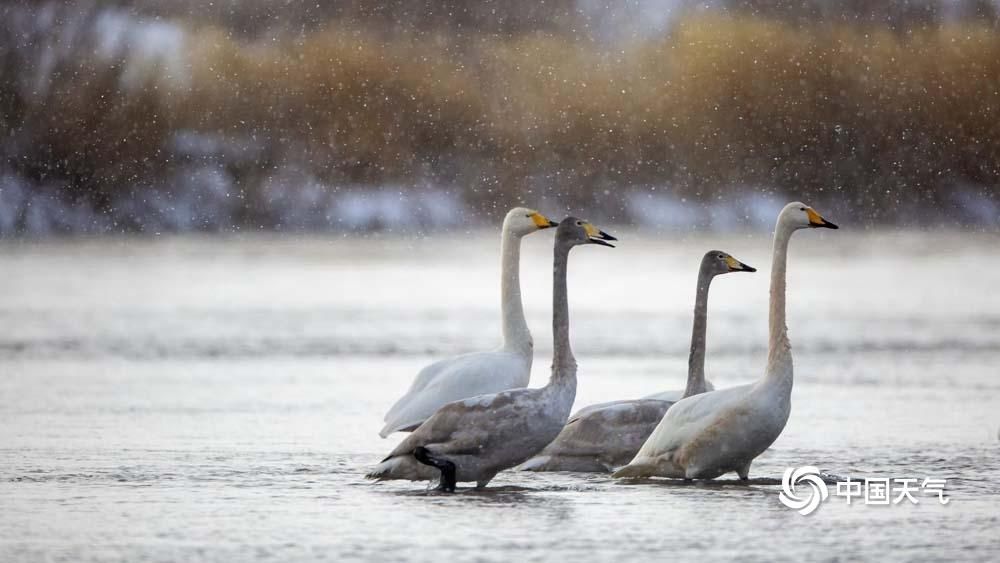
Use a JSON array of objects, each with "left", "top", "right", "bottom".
[
  {"left": 1, "top": 0, "right": 999, "bottom": 235},
  {"left": 3, "top": 5, "right": 1000, "bottom": 560}
]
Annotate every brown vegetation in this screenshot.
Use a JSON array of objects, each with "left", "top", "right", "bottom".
[{"left": 3, "top": 9, "right": 999, "bottom": 228}]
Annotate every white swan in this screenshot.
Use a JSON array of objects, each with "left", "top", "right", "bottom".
[
  {"left": 379, "top": 207, "right": 557, "bottom": 438},
  {"left": 613, "top": 202, "right": 838, "bottom": 480},
  {"left": 366, "top": 218, "right": 616, "bottom": 490},
  {"left": 519, "top": 250, "right": 755, "bottom": 472}
]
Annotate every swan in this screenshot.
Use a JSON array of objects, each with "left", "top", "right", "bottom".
[
  {"left": 366, "top": 218, "right": 617, "bottom": 491},
  {"left": 519, "top": 250, "right": 756, "bottom": 472},
  {"left": 379, "top": 207, "right": 558, "bottom": 438},
  {"left": 613, "top": 202, "right": 838, "bottom": 481}
]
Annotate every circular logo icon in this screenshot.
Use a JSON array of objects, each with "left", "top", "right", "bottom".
[{"left": 779, "top": 466, "right": 829, "bottom": 515}]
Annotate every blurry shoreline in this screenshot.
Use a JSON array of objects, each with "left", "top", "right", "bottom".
[
  {"left": 2, "top": 224, "right": 997, "bottom": 248},
  {"left": 2, "top": 2, "right": 999, "bottom": 235},
  {"left": 0, "top": 183, "right": 996, "bottom": 236}
]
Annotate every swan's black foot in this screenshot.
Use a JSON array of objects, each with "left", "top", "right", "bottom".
[
  {"left": 736, "top": 462, "right": 751, "bottom": 481},
  {"left": 413, "top": 447, "right": 457, "bottom": 493}
]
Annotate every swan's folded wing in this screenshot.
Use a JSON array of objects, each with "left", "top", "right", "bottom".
[
  {"left": 550, "top": 399, "right": 671, "bottom": 457},
  {"left": 568, "top": 399, "right": 643, "bottom": 423},
  {"left": 642, "top": 388, "right": 684, "bottom": 403},
  {"left": 641, "top": 380, "right": 715, "bottom": 403},
  {"left": 381, "top": 350, "right": 529, "bottom": 436},
  {"left": 635, "top": 384, "right": 752, "bottom": 458},
  {"left": 385, "top": 388, "right": 540, "bottom": 458},
  {"left": 383, "top": 354, "right": 463, "bottom": 422}
]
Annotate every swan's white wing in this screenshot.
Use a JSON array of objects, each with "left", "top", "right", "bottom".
[
  {"left": 633, "top": 383, "right": 752, "bottom": 460},
  {"left": 380, "top": 350, "right": 530, "bottom": 437},
  {"left": 383, "top": 354, "right": 461, "bottom": 420}
]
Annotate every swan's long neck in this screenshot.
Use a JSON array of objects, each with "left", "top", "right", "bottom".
[
  {"left": 764, "top": 220, "right": 795, "bottom": 391},
  {"left": 684, "top": 263, "right": 714, "bottom": 398},
  {"left": 499, "top": 225, "right": 532, "bottom": 354},
  {"left": 549, "top": 244, "right": 577, "bottom": 393}
]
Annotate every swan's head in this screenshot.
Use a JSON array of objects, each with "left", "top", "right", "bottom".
[
  {"left": 703, "top": 250, "right": 756, "bottom": 276},
  {"left": 504, "top": 207, "right": 558, "bottom": 236},
  {"left": 556, "top": 216, "right": 617, "bottom": 248},
  {"left": 781, "top": 202, "right": 838, "bottom": 230}
]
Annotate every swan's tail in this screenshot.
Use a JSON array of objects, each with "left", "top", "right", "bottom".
[
  {"left": 611, "top": 462, "right": 653, "bottom": 479},
  {"left": 365, "top": 455, "right": 420, "bottom": 481},
  {"left": 365, "top": 455, "right": 438, "bottom": 482},
  {"left": 378, "top": 418, "right": 423, "bottom": 439},
  {"left": 519, "top": 455, "right": 611, "bottom": 473},
  {"left": 365, "top": 456, "right": 407, "bottom": 481},
  {"left": 516, "top": 455, "right": 550, "bottom": 472}
]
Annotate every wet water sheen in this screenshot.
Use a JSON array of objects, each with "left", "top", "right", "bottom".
[{"left": 2, "top": 231, "right": 999, "bottom": 562}]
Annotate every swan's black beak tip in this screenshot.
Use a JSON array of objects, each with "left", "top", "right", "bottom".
[
  {"left": 547, "top": 219, "right": 559, "bottom": 228},
  {"left": 589, "top": 229, "right": 617, "bottom": 247},
  {"left": 741, "top": 264, "right": 757, "bottom": 272}
]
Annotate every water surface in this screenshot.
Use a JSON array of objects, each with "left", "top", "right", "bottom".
[{"left": 2, "top": 231, "right": 998, "bottom": 561}]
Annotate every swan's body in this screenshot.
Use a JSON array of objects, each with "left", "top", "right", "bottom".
[
  {"left": 642, "top": 380, "right": 715, "bottom": 403},
  {"left": 613, "top": 203, "right": 837, "bottom": 481},
  {"left": 381, "top": 350, "right": 529, "bottom": 435},
  {"left": 565, "top": 377, "right": 716, "bottom": 424},
  {"left": 379, "top": 208, "right": 556, "bottom": 438},
  {"left": 517, "top": 398, "right": 673, "bottom": 472},
  {"left": 368, "top": 383, "right": 578, "bottom": 485},
  {"left": 520, "top": 251, "right": 753, "bottom": 473},
  {"left": 366, "top": 218, "right": 616, "bottom": 490},
  {"left": 516, "top": 381, "right": 720, "bottom": 473}
]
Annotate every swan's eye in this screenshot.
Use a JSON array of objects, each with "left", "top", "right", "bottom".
[
  {"left": 717, "top": 254, "right": 724, "bottom": 259},
  {"left": 800, "top": 207, "right": 806, "bottom": 211},
  {"left": 525, "top": 214, "right": 531, "bottom": 218},
  {"left": 575, "top": 221, "right": 582, "bottom": 226}
]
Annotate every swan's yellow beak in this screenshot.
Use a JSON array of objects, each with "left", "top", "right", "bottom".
[
  {"left": 806, "top": 207, "right": 838, "bottom": 229},
  {"left": 725, "top": 255, "right": 756, "bottom": 272},
  {"left": 531, "top": 212, "right": 558, "bottom": 229},
  {"left": 583, "top": 222, "right": 617, "bottom": 247}
]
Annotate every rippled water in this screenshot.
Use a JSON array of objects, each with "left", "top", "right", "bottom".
[{"left": 2, "top": 231, "right": 999, "bottom": 561}]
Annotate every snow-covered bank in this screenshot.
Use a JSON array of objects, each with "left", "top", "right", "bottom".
[{"left": 1, "top": 166, "right": 996, "bottom": 236}]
